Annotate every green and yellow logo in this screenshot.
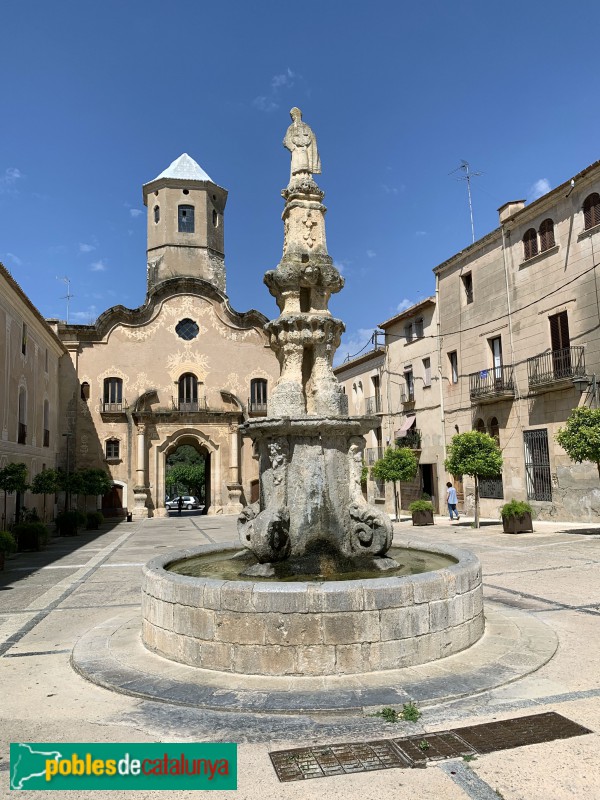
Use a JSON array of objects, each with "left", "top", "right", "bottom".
[{"left": 10, "top": 743, "right": 237, "bottom": 791}]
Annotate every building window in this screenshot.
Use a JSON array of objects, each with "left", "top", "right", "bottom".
[
  {"left": 43, "top": 400, "right": 50, "bottom": 447},
  {"left": 18, "top": 387, "right": 27, "bottom": 444},
  {"left": 539, "top": 218, "right": 555, "bottom": 251},
  {"left": 178, "top": 373, "right": 199, "bottom": 411},
  {"left": 474, "top": 418, "right": 486, "bottom": 433},
  {"left": 103, "top": 377, "right": 123, "bottom": 411},
  {"left": 489, "top": 416, "right": 500, "bottom": 445},
  {"left": 403, "top": 370, "right": 414, "bottom": 402},
  {"left": 524, "top": 429, "right": 552, "bottom": 501},
  {"left": 249, "top": 378, "right": 268, "bottom": 415},
  {"left": 81, "top": 382, "right": 90, "bottom": 401},
  {"left": 523, "top": 227, "right": 538, "bottom": 260},
  {"left": 154, "top": 205, "right": 160, "bottom": 223},
  {"left": 479, "top": 476, "right": 504, "bottom": 499},
  {"left": 449, "top": 351, "right": 458, "bottom": 383},
  {"left": 583, "top": 192, "right": 600, "bottom": 231},
  {"left": 21, "top": 323, "right": 27, "bottom": 355},
  {"left": 489, "top": 336, "right": 503, "bottom": 379},
  {"left": 549, "top": 310, "right": 572, "bottom": 378},
  {"left": 178, "top": 204, "right": 195, "bottom": 233},
  {"left": 212, "top": 209, "right": 218, "bottom": 227},
  {"left": 414, "top": 317, "right": 424, "bottom": 338},
  {"left": 404, "top": 323, "right": 413, "bottom": 343},
  {"left": 105, "top": 438, "right": 120, "bottom": 460},
  {"left": 462, "top": 272, "right": 473, "bottom": 304},
  {"left": 423, "top": 357, "right": 431, "bottom": 387},
  {"left": 175, "top": 318, "right": 199, "bottom": 340}
]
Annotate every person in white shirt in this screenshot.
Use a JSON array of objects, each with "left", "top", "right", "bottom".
[{"left": 446, "top": 482, "right": 460, "bottom": 521}]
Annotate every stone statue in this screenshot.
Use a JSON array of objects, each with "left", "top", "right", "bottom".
[{"left": 283, "top": 107, "right": 321, "bottom": 182}]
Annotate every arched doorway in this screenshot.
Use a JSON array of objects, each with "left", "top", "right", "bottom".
[{"left": 164, "top": 439, "right": 211, "bottom": 514}]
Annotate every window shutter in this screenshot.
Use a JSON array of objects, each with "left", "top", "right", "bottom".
[
  {"left": 539, "top": 219, "right": 555, "bottom": 251},
  {"left": 523, "top": 228, "right": 538, "bottom": 260},
  {"left": 549, "top": 311, "right": 569, "bottom": 351},
  {"left": 583, "top": 193, "right": 600, "bottom": 230}
]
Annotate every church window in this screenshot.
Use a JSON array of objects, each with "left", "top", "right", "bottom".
[
  {"left": 178, "top": 204, "right": 195, "bottom": 233},
  {"left": 178, "top": 373, "right": 198, "bottom": 411},
  {"left": 43, "top": 400, "right": 50, "bottom": 447},
  {"left": 154, "top": 205, "right": 160, "bottom": 223},
  {"left": 21, "top": 323, "right": 27, "bottom": 355},
  {"left": 81, "top": 382, "right": 90, "bottom": 401},
  {"left": 105, "top": 438, "right": 120, "bottom": 460},
  {"left": 175, "top": 318, "right": 199, "bottom": 340},
  {"left": 18, "top": 387, "right": 27, "bottom": 444},
  {"left": 249, "top": 378, "right": 267, "bottom": 415},
  {"left": 583, "top": 193, "right": 600, "bottom": 231}
]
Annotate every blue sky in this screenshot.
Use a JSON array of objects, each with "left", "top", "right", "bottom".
[{"left": 2, "top": 1, "right": 599, "bottom": 364}]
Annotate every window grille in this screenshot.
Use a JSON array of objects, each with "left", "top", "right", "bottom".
[
  {"left": 249, "top": 378, "right": 268, "bottom": 415},
  {"left": 539, "top": 218, "right": 555, "bottom": 251},
  {"left": 524, "top": 429, "right": 552, "bottom": 501},
  {"left": 523, "top": 228, "right": 538, "bottom": 260},
  {"left": 479, "top": 476, "right": 504, "bottom": 499},
  {"left": 103, "top": 378, "right": 123, "bottom": 409},
  {"left": 176, "top": 318, "right": 199, "bottom": 340},
  {"left": 583, "top": 193, "right": 600, "bottom": 231}
]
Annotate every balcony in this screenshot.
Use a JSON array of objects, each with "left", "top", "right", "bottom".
[
  {"left": 248, "top": 399, "right": 268, "bottom": 417},
  {"left": 365, "top": 394, "right": 383, "bottom": 415},
  {"left": 469, "top": 365, "right": 515, "bottom": 403},
  {"left": 401, "top": 388, "right": 415, "bottom": 406},
  {"left": 366, "top": 446, "right": 385, "bottom": 465},
  {"left": 527, "top": 347, "right": 586, "bottom": 392},
  {"left": 174, "top": 397, "right": 208, "bottom": 412},
  {"left": 102, "top": 400, "right": 128, "bottom": 414},
  {"left": 18, "top": 422, "right": 27, "bottom": 444},
  {"left": 399, "top": 429, "right": 422, "bottom": 450}
]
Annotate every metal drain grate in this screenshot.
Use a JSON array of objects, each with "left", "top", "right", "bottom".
[{"left": 269, "top": 713, "right": 591, "bottom": 782}]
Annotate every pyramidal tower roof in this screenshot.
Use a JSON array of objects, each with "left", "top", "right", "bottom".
[{"left": 152, "top": 153, "right": 213, "bottom": 183}]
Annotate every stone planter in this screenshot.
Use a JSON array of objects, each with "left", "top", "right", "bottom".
[
  {"left": 502, "top": 513, "right": 533, "bottom": 534},
  {"left": 412, "top": 509, "right": 434, "bottom": 526}
]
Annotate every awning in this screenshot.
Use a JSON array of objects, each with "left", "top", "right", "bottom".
[{"left": 395, "top": 416, "right": 416, "bottom": 438}]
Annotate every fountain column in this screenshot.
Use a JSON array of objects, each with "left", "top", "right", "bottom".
[
  {"left": 132, "top": 423, "right": 149, "bottom": 519},
  {"left": 225, "top": 423, "right": 243, "bottom": 515}
]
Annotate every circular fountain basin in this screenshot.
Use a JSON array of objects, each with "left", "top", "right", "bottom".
[{"left": 141, "top": 540, "right": 484, "bottom": 676}]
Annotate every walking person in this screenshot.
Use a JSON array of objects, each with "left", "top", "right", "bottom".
[
  {"left": 446, "top": 482, "right": 460, "bottom": 521},
  {"left": 177, "top": 495, "right": 184, "bottom": 516}
]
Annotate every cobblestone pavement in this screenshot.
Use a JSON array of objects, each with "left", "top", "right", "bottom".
[{"left": 1, "top": 510, "right": 599, "bottom": 799}]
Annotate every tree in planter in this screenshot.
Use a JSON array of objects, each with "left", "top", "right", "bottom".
[
  {"left": 57, "top": 468, "right": 84, "bottom": 512},
  {"left": 31, "top": 468, "right": 61, "bottom": 522},
  {"left": 556, "top": 406, "right": 600, "bottom": 481},
  {"left": 0, "top": 462, "right": 28, "bottom": 528},
  {"left": 78, "top": 468, "right": 113, "bottom": 512},
  {"left": 372, "top": 447, "right": 418, "bottom": 522},
  {"left": 444, "top": 431, "right": 503, "bottom": 529}
]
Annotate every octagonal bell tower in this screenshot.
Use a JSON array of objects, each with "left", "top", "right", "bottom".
[{"left": 142, "top": 153, "right": 228, "bottom": 293}]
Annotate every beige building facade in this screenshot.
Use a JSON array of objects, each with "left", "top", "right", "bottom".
[
  {"left": 0, "top": 265, "right": 65, "bottom": 525},
  {"left": 435, "top": 160, "right": 600, "bottom": 521},
  {"left": 52, "top": 154, "right": 279, "bottom": 518}
]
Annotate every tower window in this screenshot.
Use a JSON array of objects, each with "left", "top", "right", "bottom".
[
  {"left": 175, "top": 318, "right": 199, "bottom": 340},
  {"left": 178, "top": 204, "right": 195, "bottom": 233},
  {"left": 81, "top": 382, "right": 90, "bottom": 401},
  {"left": 21, "top": 323, "right": 27, "bottom": 355},
  {"left": 462, "top": 272, "right": 473, "bottom": 303},
  {"left": 154, "top": 205, "right": 160, "bottom": 223},
  {"left": 212, "top": 209, "right": 218, "bottom": 227},
  {"left": 182, "top": 189, "right": 189, "bottom": 195}
]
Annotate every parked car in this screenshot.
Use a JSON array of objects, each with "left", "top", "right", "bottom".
[{"left": 165, "top": 496, "right": 200, "bottom": 510}]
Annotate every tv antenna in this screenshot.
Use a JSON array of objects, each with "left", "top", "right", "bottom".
[
  {"left": 450, "top": 160, "right": 482, "bottom": 244},
  {"left": 57, "top": 276, "right": 74, "bottom": 323}
]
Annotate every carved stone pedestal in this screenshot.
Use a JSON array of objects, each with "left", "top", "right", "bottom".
[{"left": 131, "top": 486, "right": 149, "bottom": 519}]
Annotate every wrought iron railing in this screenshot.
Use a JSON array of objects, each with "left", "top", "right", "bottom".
[
  {"left": 102, "top": 400, "right": 127, "bottom": 413},
  {"left": 18, "top": 422, "right": 27, "bottom": 444},
  {"left": 247, "top": 399, "right": 268, "bottom": 416},
  {"left": 401, "top": 388, "right": 415, "bottom": 404},
  {"left": 366, "top": 446, "right": 385, "bottom": 465},
  {"left": 365, "top": 394, "right": 383, "bottom": 414},
  {"left": 174, "top": 397, "right": 208, "bottom": 412},
  {"left": 469, "top": 365, "right": 514, "bottom": 400},
  {"left": 527, "top": 346, "right": 585, "bottom": 389}
]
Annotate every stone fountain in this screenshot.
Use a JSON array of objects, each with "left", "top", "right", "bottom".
[{"left": 141, "top": 110, "right": 484, "bottom": 676}]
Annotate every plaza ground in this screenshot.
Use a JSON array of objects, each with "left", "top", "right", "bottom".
[{"left": 1, "top": 510, "right": 599, "bottom": 799}]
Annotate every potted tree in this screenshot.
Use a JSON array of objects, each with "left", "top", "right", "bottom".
[
  {"left": 372, "top": 447, "right": 418, "bottom": 522},
  {"left": 0, "top": 530, "right": 17, "bottom": 571},
  {"left": 409, "top": 499, "right": 435, "bottom": 526},
  {"left": 444, "top": 431, "right": 503, "bottom": 529},
  {"left": 500, "top": 500, "right": 534, "bottom": 533}
]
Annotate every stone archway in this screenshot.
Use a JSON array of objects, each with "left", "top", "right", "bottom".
[{"left": 153, "top": 428, "right": 221, "bottom": 517}]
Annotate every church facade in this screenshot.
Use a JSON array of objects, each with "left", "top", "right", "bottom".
[{"left": 52, "top": 154, "right": 278, "bottom": 518}]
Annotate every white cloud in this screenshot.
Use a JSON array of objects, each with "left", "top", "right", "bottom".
[
  {"left": 272, "top": 68, "right": 295, "bottom": 90},
  {"left": 333, "top": 260, "right": 349, "bottom": 275},
  {"left": 129, "top": 208, "right": 143, "bottom": 218},
  {"left": 253, "top": 68, "right": 299, "bottom": 112},
  {"left": 381, "top": 184, "right": 398, "bottom": 195},
  {"left": 70, "top": 306, "right": 97, "bottom": 323},
  {"left": 415, "top": 230, "right": 427, "bottom": 237},
  {"left": 529, "top": 178, "right": 551, "bottom": 201},
  {"left": 5, "top": 252, "right": 22, "bottom": 266},
  {"left": 252, "top": 96, "right": 278, "bottom": 112},
  {"left": 90, "top": 260, "right": 107, "bottom": 272},
  {"left": 366, "top": 250, "right": 376, "bottom": 259},
  {"left": 79, "top": 242, "right": 96, "bottom": 253},
  {"left": 334, "top": 328, "right": 375, "bottom": 366},
  {"left": 396, "top": 298, "right": 414, "bottom": 312},
  {"left": 0, "top": 167, "right": 24, "bottom": 192}
]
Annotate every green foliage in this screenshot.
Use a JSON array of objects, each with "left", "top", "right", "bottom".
[
  {"left": 0, "top": 530, "right": 17, "bottom": 553},
  {"left": 463, "top": 754, "right": 477, "bottom": 762},
  {"left": 166, "top": 445, "right": 205, "bottom": 467},
  {"left": 58, "top": 469, "right": 85, "bottom": 495},
  {"left": 166, "top": 462, "right": 205, "bottom": 496},
  {"left": 0, "top": 462, "right": 29, "bottom": 494},
  {"left": 31, "top": 468, "right": 61, "bottom": 495},
  {"left": 372, "top": 707, "right": 400, "bottom": 723},
  {"left": 360, "top": 463, "right": 369, "bottom": 486},
  {"left": 409, "top": 500, "right": 434, "bottom": 513},
  {"left": 55, "top": 510, "right": 81, "bottom": 536},
  {"left": 500, "top": 500, "right": 533, "bottom": 519},
  {"left": 556, "top": 407, "right": 600, "bottom": 475},
  {"left": 78, "top": 468, "right": 113, "bottom": 498},
  {"left": 86, "top": 511, "right": 104, "bottom": 529},
  {"left": 372, "top": 447, "right": 418, "bottom": 484},
  {"left": 418, "top": 739, "right": 430, "bottom": 751},
  {"left": 401, "top": 701, "right": 422, "bottom": 722},
  {"left": 13, "top": 522, "right": 48, "bottom": 550},
  {"left": 444, "top": 431, "right": 503, "bottom": 478}
]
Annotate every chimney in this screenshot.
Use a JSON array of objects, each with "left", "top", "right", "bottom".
[{"left": 498, "top": 200, "right": 526, "bottom": 224}]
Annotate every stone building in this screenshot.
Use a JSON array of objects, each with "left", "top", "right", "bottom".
[
  {"left": 52, "top": 154, "right": 279, "bottom": 518},
  {"left": 334, "top": 297, "right": 445, "bottom": 514},
  {"left": 435, "top": 159, "right": 600, "bottom": 521},
  {"left": 0, "top": 264, "right": 65, "bottom": 525}
]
